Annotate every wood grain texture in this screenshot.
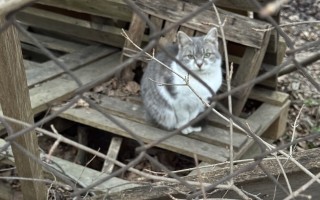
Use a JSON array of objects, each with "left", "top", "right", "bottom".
[
  {"left": 184, "top": 0, "right": 272, "bottom": 12},
  {"left": 17, "top": 7, "right": 125, "bottom": 47},
  {"left": 53, "top": 106, "right": 229, "bottom": 163},
  {"left": 102, "top": 137, "right": 123, "bottom": 174},
  {"left": 135, "top": 0, "right": 271, "bottom": 49},
  {"left": 26, "top": 45, "right": 117, "bottom": 87},
  {"left": 233, "top": 102, "right": 285, "bottom": 159},
  {"left": 98, "top": 96, "right": 248, "bottom": 151},
  {"left": 29, "top": 52, "right": 122, "bottom": 114},
  {"left": 36, "top": 0, "right": 271, "bottom": 49},
  {"left": 0, "top": 139, "right": 138, "bottom": 193},
  {"left": 0, "top": 17, "right": 46, "bottom": 200},
  {"left": 20, "top": 31, "right": 86, "bottom": 53},
  {"left": 263, "top": 100, "right": 290, "bottom": 139},
  {"left": 38, "top": 0, "right": 131, "bottom": 21},
  {"left": 106, "top": 147, "right": 320, "bottom": 200}
]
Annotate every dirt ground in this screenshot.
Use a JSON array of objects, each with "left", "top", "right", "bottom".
[{"left": 276, "top": 0, "right": 320, "bottom": 149}]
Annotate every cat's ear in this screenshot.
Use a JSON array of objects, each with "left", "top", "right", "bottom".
[
  {"left": 177, "top": 31, "right": 192, "bottom": 48},
  {"left": 204, "top": 28, "right": 218, "bottom": 46}
]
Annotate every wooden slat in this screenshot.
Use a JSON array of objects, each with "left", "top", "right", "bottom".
[
  {"left": 53, "top": 106, "right": 229, "bottom": 163},
  {"left": 16, "top": 7, "right": 125, "bottom": 48},
  {"left": 179, "top": 26, "right": 195, "bottom": 36},
  {"left": 24, "top": 60, "right": 42, "bottom": 69},
  {"left": 263, "top": 100, "right": 290, "bottom": 139},
  {"left": 135, "top": 0, "right": 271, "bottom": 49},
  {"left": 184, "top": 0, "right": 272, "bottom": 12},
  {"left": 38, "top": 0, "right": 271, "bottom": 49},
  {"left": 220, "top": 83, "right": 289, "bottom": 106},
  {"left": 19, "top": 31, "right": 86, "bottom": 53},
  {"left": 163, "top": 20, "right": 179, "bottom": 43},
  {"left": 235, "top": 102, "right": 286, "bottom": 159},
  {"left": 249, "top": 86, "right": 289, "bottom": 106},
  {"left": 38, "top": 0, "right": 131, "bottom": 21},
  {"left": 0, "top": 139, "right": 137, "bottom": 193},
  {"left": 26, "top": 45, "right": 118, "bottom": 87},
  {"left": 98, "top": 96, "right": 248, "bottom": 151},
  {"left": 102, "top": 137, "right": 123, "bottom": 174},
  {"left": 107, "top": 148, "right": 320, "bottom": 200},
  {"left": 29, "top": 52, "right": 122, "bottom": 114},
  {"left": 232, "top": 29, "right": 272, "bottom": 115}
]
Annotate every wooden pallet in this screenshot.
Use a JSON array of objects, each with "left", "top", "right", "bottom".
[
  {"left": 3, "top": 0, "right": 288, "bottom": 162},
  {"left": 52, "top": 92, "right": 289, "bottom": 163}
]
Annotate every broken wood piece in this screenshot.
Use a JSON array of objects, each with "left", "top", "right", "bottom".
[{"left": 102, "top": 137, "right": 123, "bottom": 174}]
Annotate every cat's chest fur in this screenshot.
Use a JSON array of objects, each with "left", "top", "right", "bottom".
[{"left": 166, "top": 61, "right": 222, "bottom": 109}]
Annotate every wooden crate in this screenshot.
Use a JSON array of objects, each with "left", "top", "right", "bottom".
[{"left": 7, "top": 0, "right": 289, "bottom": 163}]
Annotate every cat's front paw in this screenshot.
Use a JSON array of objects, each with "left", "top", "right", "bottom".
[
  {"left": 181, "top": 126, "right": 202, "bottom": 135},
  {"left": 192, "top": 126, "right": 202, "bottom": 132}
]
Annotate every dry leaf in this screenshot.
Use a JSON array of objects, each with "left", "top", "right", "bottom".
[{"left": 124, "top": 81, "right": 140, "bottom": 94}]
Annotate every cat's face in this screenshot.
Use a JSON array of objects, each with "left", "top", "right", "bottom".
[{"left": 176, "top": 28, "right": 220, "bottom": 73}]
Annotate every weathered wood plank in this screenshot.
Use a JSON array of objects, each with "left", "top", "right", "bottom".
[
  {"left": 53, "top": 106, "right": 229, "bottom": 163},
  {"left": 184, "top": 0, "right": 273, "bottom": 12},
  {"left": 29, "top": 52, "right": 122, "bottom": 114},
  {"left": 100, "top": 96, "right": 260, "bottom": 132},
  {"left": 19, "top": 31, "right": 86, "bottom": 53},
  {"left": 135, "top": 0, "right": 271, "bottom": 49},
  {"left": 0, "top": 17, "right": 46, "bottom": 200},
  {"left": 102, "top": 137, "right": 123, "bottom": 174},
  {"left": 38, "top": 0, "right": 131, "bottom": 21},
  {"left": 24, "top": 60, "right": 42, "bottom": 70},
  {"left": 26, "top": 45, "right": 118, "bottom": 87},
  {"left": 235, "top": 102, "right": 286, "bottom": 159},
  {"left": 98, "top": 96, "right": 249, "bottom": 151},
  {"left": 163, "top": 20, "right": 179, "bottom": 43},
  {"left": 220, "top": 83, "right": 289, "bottom": 106},
  {"left": 0, "top": 139, "right": 137, "bottom": 193},
  {"left": 16, "top": 7, "right": 125, "bottom": 48},
  {"left": 263, "top": 100, "right": 290, "bottom": 139},
  {"left": 107, "top": 147, "right": 320, "bottom": 200},
  {"left": 249, "top": 86, "right": 289, "bottom": 106},
  {"left": 179, "top": 26, "right": 195, "bottom": 36},
  {"left": 37, "top": 0, "right": 271, "bottom": 49},
  {"left": 232, "top": 29, "right": 272, "bottom": 115}
]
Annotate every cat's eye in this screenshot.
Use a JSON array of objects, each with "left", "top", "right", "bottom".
[
  {"left": 204, "top": 53, "right": 211, "bottom": 58},
  {"left": 187, "top": 55, "right": 194, "bottom": 59}
]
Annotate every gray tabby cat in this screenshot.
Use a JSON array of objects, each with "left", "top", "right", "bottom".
[{"left": 141, "top": 28, "right": 222, "bottom": 134}]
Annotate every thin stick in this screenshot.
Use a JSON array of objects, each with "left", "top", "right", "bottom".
[
  {"left": 290, "top": 104, "right": 305, "bottom": 155},
  {"left": 211, "top": 1, "right": 234, "bottom": 186},
  {"left": 283, "top": 172, "right": 320, "bottom": 200}
]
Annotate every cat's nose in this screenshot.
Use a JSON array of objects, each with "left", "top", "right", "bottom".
[{"left": 196, "top": 62, "right": 203, "bottom": 69}]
